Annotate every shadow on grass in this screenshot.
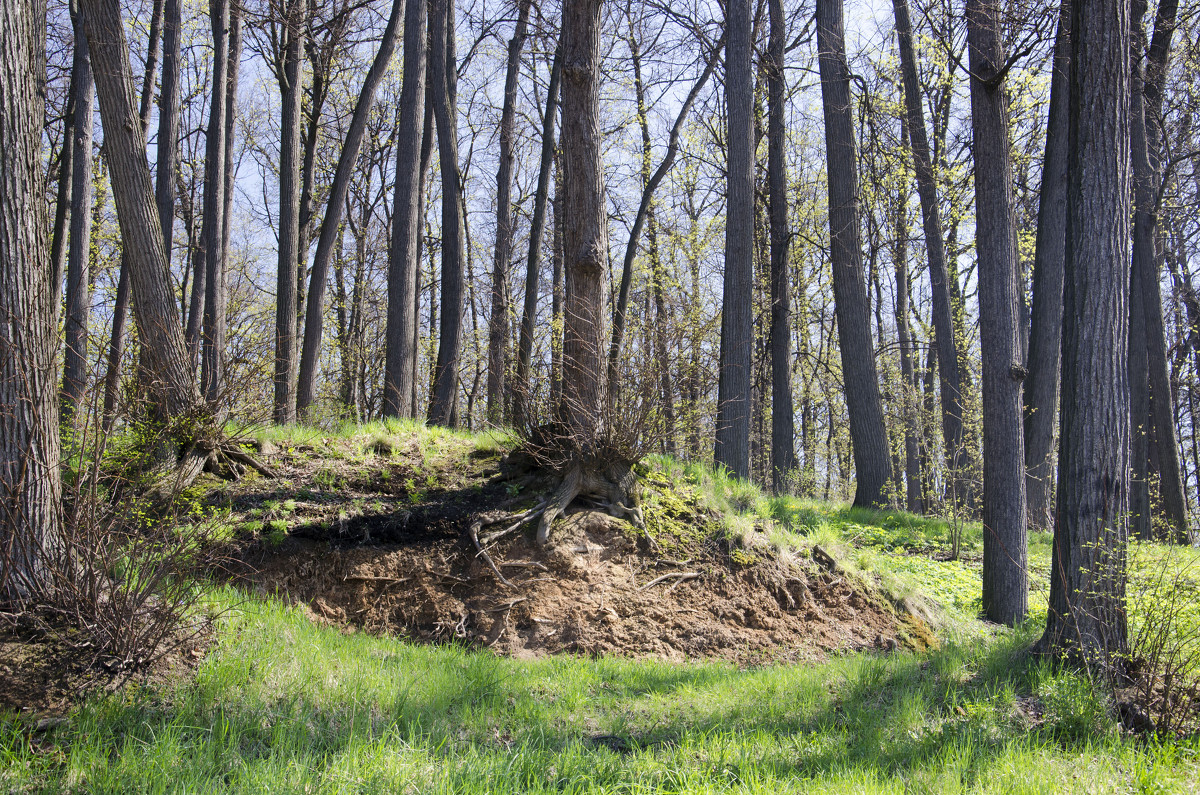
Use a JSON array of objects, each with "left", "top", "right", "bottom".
[{"left": 5, "top": 598, "right": 1167, "bottom": 794}]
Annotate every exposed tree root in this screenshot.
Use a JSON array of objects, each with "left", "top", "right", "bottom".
[
  {"left": 535, "top": 458, "right": 647, "bottom": 547},
  {"left": 149, "top": 436, "right": 278, "bottom": 503}
]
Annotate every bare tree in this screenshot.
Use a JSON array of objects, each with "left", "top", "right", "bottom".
[
  {"left": 427, "top": 0, "right": 466, "bottom": 426},
  {"left": 296, "top": 0, "right": 404, "bottom": 417},
  {"left": 714, "top": 0, "right": 754, "bottom": 480},
  {"left": 61, "top": 4, "right": 95, "bottom": 425},
  {"left": 893, "top": 0, "right": 970, "bottom": 505},
  {"left": 486, "top": 0, "right": 532, "bottom": 424},
  {"left": 274, "top": 0, "right": 307, "bottom": 424},
  {"left": 1024, "top": 0, "right": 1070, "bottom": 531},
  {"left": 513, "top": 44, "right": 561, "bottom": 427},
  {"left": 767, "top": 0, "right": 795, "bottom": 492},
  {"left": 966, "top": 0, "right": 1027, "bottom": 625},
  {"left": 1130, "top": 0, "right": 1186, "bottom": 541},
  {"left": 1041, "top": 0, "right": 1131, "bottom": 666},
  {"left": 815, "top": 0, "right": 892, "bottom": 507},
  {"left": 384, "top": 0, "right": 429, "bottom": 420},
  {"left": 200, "top": 0, "right": 231, "bottom": 403}
]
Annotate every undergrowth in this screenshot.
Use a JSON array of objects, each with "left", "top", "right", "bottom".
[{"left": 2, "top": 591, "right": 1197, "bottom": 793}]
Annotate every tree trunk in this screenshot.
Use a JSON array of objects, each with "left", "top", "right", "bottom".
[
  {"left": 62, "top": 7, "right": 95, "bottom": 426},
  {"left": 892, "top": 179, "right": 922, "bottom": 513},
  {"left": 714, "top": 0, "right": 754, "bottom": 480},
  {"left": 427, "top": 0, "right": 465, "bottom": 426},
  {"left": 892, "top": 0, "right": 969, "bottom": 507},
  {"left": 815, "top": 0, "right": 892, "bottom": 507},
  {"left": 80, "top": 0, "right": 202, "bottom": 420},
  {"left": 486, "top": 0, "right": 531, "bottom": 424},
  {"left": 1024, "top": 0, "right": 1070, "bottom": 531},
  {"left": 200, "top": 0, "right": 230, "bottom": 403},
  {"left": 274, "top": 0, "right": 305, "bottom": 425},
  {"left": 514, "top": 46, "right": 561, "bottom": 428},
  {"left": 1041, "top": 0, "right": 1131, "bottom": 666},
  {"left": 0, "top": 0, "right": 63, "bottom": 603},
  {"left": 296, "top": 0, "right": 403, "bottom": 417},
  {"left": 558, "top": 0, "right": 606, "bottom": 443},
  {"left": 384, "top": 0, "right": 429, "bottom": 420},
  {"left": 768, "top": 0, "right": 796, "bottom": 492},
  {"left": 967, "top": 0, "right": 1028, "bottom": 626},
  {"left": 49, "top": 82, "right": 75, "bottom": 325},
  {"left": 1130, "top": 0, "right": 1186, "bottom": 542}
]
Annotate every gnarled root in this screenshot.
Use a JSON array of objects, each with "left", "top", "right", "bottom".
[{"left": 535, "top": 458, "right": 648, "bottom": 547}]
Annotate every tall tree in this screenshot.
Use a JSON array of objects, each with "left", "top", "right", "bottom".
[
  {"left": 966, "top": 0, "right": 1028, "bottom": 625},
  {"left": 893, "top": 0, "right": 969, "bottom": 504},
  {"left": 274, "top": 0, "right": 306, "bottom": 424},
  {"left": 200, "top": 0, "right": 231, "bottom": 403},
  {"left": 486, "top": 0, "right": 532, "bottom": 424},
  {"left": 609, "top": 26, "right": 721, "bottom": 408},
  {"left": 557, "top": 0, "right": 606, "bottom": 443},
  {"left": 767, "top": 0, "right": 796, "bottom": 492},
  {"left": 815, "top": 0, "right": 892, "bottom": 507},
  {"left": 1024, "top": 0, "right": 1070, "bottom": 531},
  {"left": 0, "top": 0, "right": 63, "bottom": 602},
  {"left": 384, "top": 0, "right": 429, "bottom": 419},
  {"left": 513, "top": 45, "right": 561, "bottom": 427},
  {"left": 101, "top": 0, "right": 165, "bottom": 428},
  {"left": 62, "top": 4, "right": 96, "bottom": 425},
  {"left": 295, "top": 0, "right": 404, "bottom": 417},
  {"left": 1041, "top": 0, "right": 1131, "bottom": 665},
  {"left": 1130, "top": 0, "right": 1186, "bottom": 541},
  {"left": 427, "top": 0, "right": 466, "bottom": 426},
  {"left": 714, "top": 0, "right": 754, "bottom": 479}
]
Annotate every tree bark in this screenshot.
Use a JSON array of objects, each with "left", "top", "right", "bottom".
[
  {"left": 200, "top": 0, "right": 230, "bottom": 403},
  {"left": 80, "top": 0, "right": 203, "bottom": 420},
  {"left": 768, "top": 0, "right": 796, "bottom": 492},
  {"left": 815, "top": 0, "right": 892, "bottom": 506},
  {"left": 486, "top": 0, "right": 531, "bottom": 424},
  {"left": 0, "top": 0, "right": 63, "bottom": 603},
  {"left": 62, "top": 7, "right": 95, "bottom": 426},
  {"left": 514, "top": 46, "right": 561, "bottom": 428},
  {"left": 1130, "top": 0, "right": 1186, "bottom": 541},
  {"left": 49, "top": 81, "right": 75, "bottom": 325},
  {"left": 1041, "top": 0, "right": 1131, "bottom": 666},
  {"left": 274, "top": 0, "right": 306, "bottom": 425},
  {"left": 427, "top": 0, "right": 465, "bottom": 426},
  {"left": 1024, "top": 0, "right": 1070, "bottom": 531},
  {"left": 714, "top": 0, "right": 754, "bottom": 480},
  {"left": 893, "top": 0, "right": 970, "bottom": 508},
  {"left": 967, "top": 0, "right": 1028, "bottom": 626},
  {"left": 384, "top": 0, "right": 429, "bottom": 420},
  {"left": 296, "top": 0, "right": 404, "bottom": 418},
  {"left": 558, "top": 0, "right": 607, "bottom": 443}
]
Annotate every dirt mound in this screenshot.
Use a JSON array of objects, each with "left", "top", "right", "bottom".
[{"left": 231, "top": 507, "right": 922, "bottom": 665}]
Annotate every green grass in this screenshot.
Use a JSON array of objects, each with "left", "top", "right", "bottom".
[
  {"left": 3, "top": 589, "right": 1197, "bottom": 794},
  {"left": 9, "top": 431, "right": 1197, "bottom": 792}
]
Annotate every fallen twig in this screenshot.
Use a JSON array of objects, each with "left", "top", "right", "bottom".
[{"left": 638, "top": 572, "right": 700, "bottom": 591}]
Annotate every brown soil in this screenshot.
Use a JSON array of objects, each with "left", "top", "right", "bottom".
[
  {"left": 0, "top": 626, "right": 208, "bottom": 717},
  {"left": 217, "top": 433, "right": 929, "bottom": 665}
]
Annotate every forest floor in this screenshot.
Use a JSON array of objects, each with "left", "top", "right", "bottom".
[{"left": 2, "top": 420, "right": 1199, "bottom": 793}]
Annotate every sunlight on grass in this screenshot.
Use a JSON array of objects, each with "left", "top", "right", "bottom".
[{"left": 2, "top": 589, "right": 1197, "bottom": 793}]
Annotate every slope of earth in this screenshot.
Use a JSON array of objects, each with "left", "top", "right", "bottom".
[{"left": 199, "top": 423, "right": 931, "bottom": 665}]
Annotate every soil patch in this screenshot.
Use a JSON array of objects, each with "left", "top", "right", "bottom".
[
  {"left": 211, "top": 432, "right": 931, "bottom": 665},
  {"left": 231, "top": 508, "right": 918, "bottom": 665}
]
